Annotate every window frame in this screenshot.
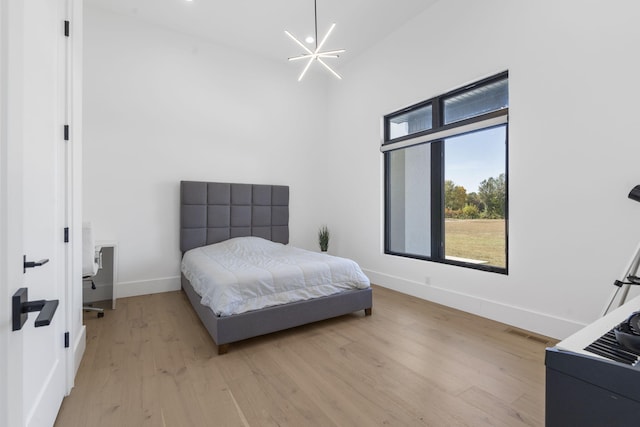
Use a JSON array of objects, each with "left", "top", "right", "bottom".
[{"left": 383, "top": 71, "right": 509, "bottom": 274}]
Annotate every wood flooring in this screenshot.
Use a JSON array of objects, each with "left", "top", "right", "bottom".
[{"left": 55, "top": 285, "right": 555, "bottom": 426}]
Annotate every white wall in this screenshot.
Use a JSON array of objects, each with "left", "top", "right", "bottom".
[
  {"left": 85, "top": 1, "right": 640, "bottom": 339},
  {"left": 325, "top": 0, "right": 640, "bottom": 339},
  {"left": 83, "top": 6, "right": 329, "bottom": 297}
]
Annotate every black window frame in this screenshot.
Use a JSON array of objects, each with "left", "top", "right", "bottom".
[{"left": 383, "top": 71, "right": 509, "bottom": 274}]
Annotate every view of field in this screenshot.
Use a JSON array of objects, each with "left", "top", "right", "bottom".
[{"left": 444, "top": 219, "right": 506, "bottom": 268}]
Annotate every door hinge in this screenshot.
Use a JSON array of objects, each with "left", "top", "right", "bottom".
[
  {"left": 64, "top": 125, "right": 69, "bottom": 141},
  {"left": 64, "top": 20, "right": 70, "bottom": 37},
  {"left": 64, "top": 227, "right": 69, "bottom": 243},
  {"left": 64, "top": 331, "right": 70, "bottom": 348}
]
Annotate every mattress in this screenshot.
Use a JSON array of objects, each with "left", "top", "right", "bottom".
[{"left": 181, "top": 236, "right": 370, "bottom": 316}]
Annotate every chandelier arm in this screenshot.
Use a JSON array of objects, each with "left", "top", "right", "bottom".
[
  {"left": 288, "top": 54, "right": 315, "bottom": 61},
  {"left": 317, "top": 49, "right": 345, "bottom": 56},
  {"left": 317, "top": 58, "right": 342, "bottom": 80},
  {"left": 298, "top": 58, "right": 315, "bottom": 81},
  {"left": 285, "top": 31, "right": 314, "bottom": 55},
  {"left": 315, "top": 23, "right": 336, "bottom": 53}
]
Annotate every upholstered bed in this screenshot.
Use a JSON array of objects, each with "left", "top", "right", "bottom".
[{"left": 180, "top": 181, "right": 372, "bottom": 354}]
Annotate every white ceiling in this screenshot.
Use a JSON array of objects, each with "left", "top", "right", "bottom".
[{"left": 86, "top": 0, "right": 439, "bottom": 66}]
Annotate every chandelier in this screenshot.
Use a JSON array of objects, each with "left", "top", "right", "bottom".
[{"left": 284, "top": 0, "right": 345, "bottom": 81}]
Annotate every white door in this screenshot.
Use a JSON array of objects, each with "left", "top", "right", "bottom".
[{"left": 0, "top": 0, "right": 77, "bottom": 425}]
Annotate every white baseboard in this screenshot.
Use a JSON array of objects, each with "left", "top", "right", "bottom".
[
  {"left": 115, "top": 276, "right": 181, "bottom": 299},
  {"left": 26, "top": 358, "right": 64, "bottom": 427},
  {"left": 363, "top": 269, "right": 586, "bottom": 340},
  {"left": 73, "top": 325, "right": 85, "bottom": 378},
  {"left": 109, "top": 270, "right": 584, "bottom": 339}
]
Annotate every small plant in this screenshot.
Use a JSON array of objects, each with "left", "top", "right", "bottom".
[{"left": 318, "top": 225, "right": 330, "bottom": 252}]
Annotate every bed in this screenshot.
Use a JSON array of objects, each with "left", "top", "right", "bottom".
[{"left": 180, "top": 181, "right": 372, "bottom": 354}]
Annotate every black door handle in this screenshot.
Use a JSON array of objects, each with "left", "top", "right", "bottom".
[
  {"left": 23, "top": 255, "right": 49, "bottom": 273},
  {"left": 12, "top": 287, "right": 59, "bottom": 331}
]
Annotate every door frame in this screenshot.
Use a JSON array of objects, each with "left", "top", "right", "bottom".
[{"left": 65, "top": 0, "right": 85, "bottom": 390}]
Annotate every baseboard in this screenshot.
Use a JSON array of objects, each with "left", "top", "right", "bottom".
[
  {"left": 363, "top": 269, "right": 586, "bottom": 340},
  {"left": 26, "top": 359, "right": 64, "bottom": 427},
  {"left": 73, "top": 325, "right": 85, "bottom": 378},
  {"left": 116, "top": 276, "right": 181, "bottom": 299},
  {"left": 110, "top": 270, "right": 584, "bottom": 339}
]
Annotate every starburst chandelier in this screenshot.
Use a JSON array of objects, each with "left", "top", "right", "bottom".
[{"left": 284, "top": 0, "right": 345, "bottom": 81}]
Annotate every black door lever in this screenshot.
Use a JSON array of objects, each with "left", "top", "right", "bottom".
[
  {"left": 12, "top": 287, "right": 59, "bottom": 331},
  {"left": 23, "top": 255, "right": 49, "bottom": 273}
]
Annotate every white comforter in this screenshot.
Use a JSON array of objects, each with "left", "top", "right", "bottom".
[{"left": 181, "top": 236, "right": 371, "bottom": 316}]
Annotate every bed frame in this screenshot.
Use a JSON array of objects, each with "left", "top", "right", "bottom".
[{"left": 180, "top": 181, "right": 372, "bottom": 354}]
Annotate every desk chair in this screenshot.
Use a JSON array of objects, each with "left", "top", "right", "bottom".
[{"left": 82, "top": 222, "right": 104, "bottom": 318}]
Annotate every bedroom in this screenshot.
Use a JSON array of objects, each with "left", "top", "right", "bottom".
[
  {"left": 81, "top": 0, "right": 640, "bottom": 339},
  {"left": 2, "top": 0, "right": 640, "bottom": 425}
]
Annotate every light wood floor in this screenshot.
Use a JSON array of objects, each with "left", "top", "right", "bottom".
[{"left": 55, "top": 285, "right": 555, "bottom": 426}]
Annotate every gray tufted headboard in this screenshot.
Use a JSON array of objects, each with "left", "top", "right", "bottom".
[{"left": 180, "top": 181, "right": 289, "bottom": 253}]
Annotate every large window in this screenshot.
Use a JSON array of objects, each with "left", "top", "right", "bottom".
[{"left": 383, "top": 72, "right": 508, "bottom": 273}]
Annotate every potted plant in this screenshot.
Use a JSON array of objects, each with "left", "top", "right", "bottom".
[{"left": 318, "top": 225, "right": 329, "bottom": 252}]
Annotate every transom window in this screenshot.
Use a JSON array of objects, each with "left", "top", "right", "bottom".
[{"left": 382, "top": 72, "right": 508, "bottom": 273}]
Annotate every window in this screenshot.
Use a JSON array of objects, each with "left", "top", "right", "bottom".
[{"left": 382, "top": 72, "right": 508, "bottom": 273}]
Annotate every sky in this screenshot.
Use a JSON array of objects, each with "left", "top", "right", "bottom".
[{"left": 444, "top": 126, "right": 506, "bottom": 193}]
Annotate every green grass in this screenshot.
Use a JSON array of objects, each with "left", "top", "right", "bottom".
[{"left": 444, "top": 219, "right": 506, "bottom": 268}]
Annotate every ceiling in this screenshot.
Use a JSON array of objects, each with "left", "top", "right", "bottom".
[{"left": 85, "top": 0, "right": 439, "bottom": 66}]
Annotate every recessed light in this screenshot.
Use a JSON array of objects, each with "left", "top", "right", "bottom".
[{"left": 305, "top": 36, "right": 314, "bottom": 44}]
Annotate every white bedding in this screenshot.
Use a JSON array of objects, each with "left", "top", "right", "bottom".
[{"left": 181, "top": 236, "right": 370, "bottom": 317}]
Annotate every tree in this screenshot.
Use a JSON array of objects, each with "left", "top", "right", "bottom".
[
  {"left": 466, "top": 192, "right": 485, "bottom": 212},
  {"left": 477, "top": 173, "right": 505, "bottom": 218},
  {"left": 461, "top": 204, "right": 480, "bottom": 219},
  {"left": 444, "top": 180, "right": 455, "bottom": 207},
  {"left": 452, "top": 186, "right": 467, "bottom": 211},
  {"left": 444, "top": 180, "right": 467, "bottom": 211}
]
